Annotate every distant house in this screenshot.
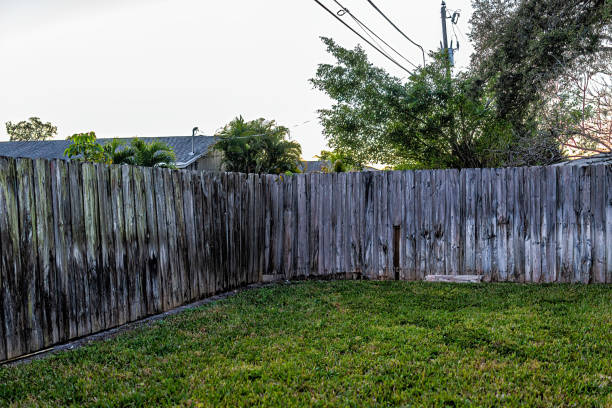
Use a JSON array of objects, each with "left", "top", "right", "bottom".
[
  {"left": 552, "top": 153, "right": 612, "bottom": 167},
  {"left": 299, "top": 160, "right": 332, "bottom": 173},
  {"left": 0, "top": 136, "right": 222, "bottom": 171}
]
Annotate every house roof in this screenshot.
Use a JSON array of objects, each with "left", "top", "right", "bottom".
[
  {"left": 299, "top": 160, "right": 331, "bottom": 173},
  {"left": 0, "top": 136, "right": 217, "bottom": 168},
  {"left": 552, "top": 153, "right": 612, "bottom": 167}
]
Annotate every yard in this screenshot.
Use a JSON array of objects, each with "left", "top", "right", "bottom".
[{"left": 0, "top": 281, "right": 610, "bottom": 407}]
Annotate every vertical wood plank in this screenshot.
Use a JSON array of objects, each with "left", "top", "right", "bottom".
[
  {"left": 152, "top": 168, "right": 170, "bottom": 310},
  {"left": 404, "top": 171, "right": 416, "bottom": 280},
  {"left": 578, "top": 166, "right": 592, "bottom": 284},
  {"left": 544, "top": 166, "right": 557, "bottom": 283},
  {"left": 132, "top": 167, "right": 150, "bottom": 315},
  {"left": 34, "top": 159, "right": 60, "bottom": 346},
  {"left": 297, "top": 174, "right": 308, "bottom": 277},
  {"left": 54, "top": 160, "right": 77, "bottom": 340},
  {"left": 605, "top": 165, "right": 612, "bottom": 284},
  {"left": 193, "top": 171, "right": 207, "bottom": 296},
  {"left": 282, "top": 175, "right": 293, "bottom": 278},
  {"left": 591, "top": 165, "right": 605, "bottom": 283},
  {"left": 363, "top": 172, "right": 373, "bottom": 278},
  {"left": 111, "top": 165, "right": 129, "bottom": 324},
  {"left": 15, "top": 159, "right": 43, "bottom": 351},
  {"left": 122, "top": 166, "right": 142, "bottom": 319},
  {"left": 143, "top": 167, "right": 162, "bottom": 313},
  {"left": 201, "top": 173, "right": 213, "bottom": 295},
  {"left": 559, "top": 166, "right": 573, "bottom": 282},
  {"left": 323, "top": 174, "right": 332, "bottom": 276},
  {"left": 433, "top": 170, "right": 445, "bottom": 275},
  {"left": 309, "top": 173, "right": 319, "bottom": 276},
  {"left": 0, "top": 157, "right": 25, "bottom": 358},
  {"left": 163, "top": 169, "right": 181, "bottom": 307},
  {"left": 181, "top": 170, "right": 199, "bottom": 300},
  {"left": 172, "top": 171, "right": 190, "bottom": 301},
  {"left": 490, "top": 169, "right": 500, "bottom": 281},
  {"left": 95, "top": 164, "right": 115, "bottom": 328},
  {"left": 70, "top": 162, "right": 91, "bottom": 335},
  {"left": 463, "top": 169, "right": 476, "bottom": 275},
  {"left": 505, "top": 168, "right": 515, "bottom": 282},
  {"left": 318, "top": 173, "right": 327, "bottom": 276},
  {"left": 82, "top": 162, "right": 103, "bottom": 332}
]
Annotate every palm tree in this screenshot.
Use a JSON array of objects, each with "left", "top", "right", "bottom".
[
  {"left": 215, "top": 116, "right": 302, "bottom": 174},
  {"left": 129, "top": 138, "right": 176, "bottom": 168},
  {"left": 103, "top": 139, "right": 135, "bottom": 165}
]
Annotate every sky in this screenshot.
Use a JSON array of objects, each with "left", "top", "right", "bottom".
[{"left": 0, "top": 0, "right": 474, "bottom": 159}]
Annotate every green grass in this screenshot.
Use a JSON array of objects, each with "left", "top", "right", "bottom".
[{"left": 1, "top": 281, "right": 611, "bottom": 407}]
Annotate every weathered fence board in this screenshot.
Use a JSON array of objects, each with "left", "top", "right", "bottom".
[{"left": 0, "top": 158, "right": 610, "bottom": 362}]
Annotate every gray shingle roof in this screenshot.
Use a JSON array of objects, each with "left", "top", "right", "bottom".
[
  {"left": 0, "top": 136, "right": 217, "bottom": 168},
  {"left": 552, "top": 153, "right": 612, "bottom": 167},
  {"left": 299, "top": 160, "right": 331, "bottom": 173}
]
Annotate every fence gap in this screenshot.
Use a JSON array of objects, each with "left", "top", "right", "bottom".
[{"left": 393, "top": 225, "right": 401, "bottom": 281}]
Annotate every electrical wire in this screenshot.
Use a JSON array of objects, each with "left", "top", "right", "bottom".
[
  {"left": 450, "top": 23, "right": 460, "bottom": 49},
  {"left": 313, "top": 0, "right": 413, "bottom": 75},
  {"left": 455, "top": 24, "right": 467, "bottom": 43},
  {"left": 364, "top": 0, "right": 426, "bottom": 67},
  {"left": 331, "top": 0, "right": 419, "bottom": 69}
]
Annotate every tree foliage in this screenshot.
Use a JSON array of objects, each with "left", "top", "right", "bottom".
[
  {"left": 103, "top": 138, "right": 135, "bottom": 165},
  {"left": 469, "top": 0, "right": 612, "bottom": 127},
  {"left": 64, "top": 132, "right": 106, "bottom": 162},
  {"left": 311, "top": 38, "right": 513, "bottom": 169},
  {"left": 541, "top": 58, "right": 612, "bottom": 156},
  {"left": 6, "top": 117, "right": 57, "bottom": 141},
  {"left": 64, "top": 133, "right": 176, "bottom": 168},
  {"left": 313, "top": 0, "right": 612, "bottom": 168},
  {"left": 214, "top": 116, "right": 302, "bottom": 174},
  {"left": 316, "top": 150, "right": 364, "bottom": 172},
  {"left": 127, "top": 139, "right": 176, "bottom": 168}
]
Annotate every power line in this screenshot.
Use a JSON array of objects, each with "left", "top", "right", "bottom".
[
  {"left": 364, "top": 0, "right": 426, "bottom": 67},
  {"left": 331, "top": 0, "right": 419, "bottom": 69},
  {"left": 313, "top": 0, "right": 413, "bottom": 75}
]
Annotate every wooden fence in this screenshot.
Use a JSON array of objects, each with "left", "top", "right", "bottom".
[
  {"left": 0, "top": 157, "right": 610, "bottom": 362},
  {"left": 0, "top": 157, "right": 258, "bottom": 362},
  {"left": 258, "top": 165, "right": 611, "bottom": 284}
]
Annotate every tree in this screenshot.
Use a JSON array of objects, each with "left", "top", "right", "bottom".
[
  {"left": 214, "top": 116, "right": 302, "bottom": 174},
  {"left": 128, "top": 138, "right": 176, "bottom": 168},
  {"left": 540, "top": 58, "right": 612, "bottom": 157},
  {"left": 310, "top": 38, "right": 514, "bottom": 169},
  {"left": 6, "top": 117, "right": 57, "bottom": 141},
  {"left": 64, "top": 133, "right": 176, "bottom": 167},
  {"left": 103, "top": 138, "right": 135, "bottom": 165},
  {"left": 316, "top": 150, "right": 363, "bottom": 172},
  {"left": 469, "top": 0, "right": 612, "bottom": 128},
  {"left": 64, "top": 132, "right": 106, "bottom": 162}
]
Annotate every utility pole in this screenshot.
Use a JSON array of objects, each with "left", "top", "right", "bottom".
[{"left": 441, "top": 1, "right": 449, "bottom": 58}]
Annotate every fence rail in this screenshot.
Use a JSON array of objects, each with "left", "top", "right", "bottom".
[{"left": 0, "top": 157, "right": 610, "bottom": 362}]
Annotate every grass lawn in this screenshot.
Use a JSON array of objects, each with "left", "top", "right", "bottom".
[{"left": 1, "top": 281, "right": 611, "bottom": 407}]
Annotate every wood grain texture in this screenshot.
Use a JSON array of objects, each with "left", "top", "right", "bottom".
[
  {"left": 0, "top": 157, "right": 25, "bottom": 358},
  {"left": 16, "top": 159, "right": 43, "bottom": 351}
]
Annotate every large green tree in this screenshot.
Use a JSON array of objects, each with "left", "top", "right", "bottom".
[
  {"left": 311, "top": 38, "right": 513, "bottom": 169},
  {"left": 6, "top": 117, "right": 57, "bottom": 141},
  {"left": 469, "top": 0, "right": 612, "bottom": 127},
  {"left": 214, "top": 116, "right": 302, "bottom": 174}
]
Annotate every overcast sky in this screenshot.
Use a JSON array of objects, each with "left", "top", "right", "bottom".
[{"left": 0, "top": 0, "right": 474, "bottom": 159}]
